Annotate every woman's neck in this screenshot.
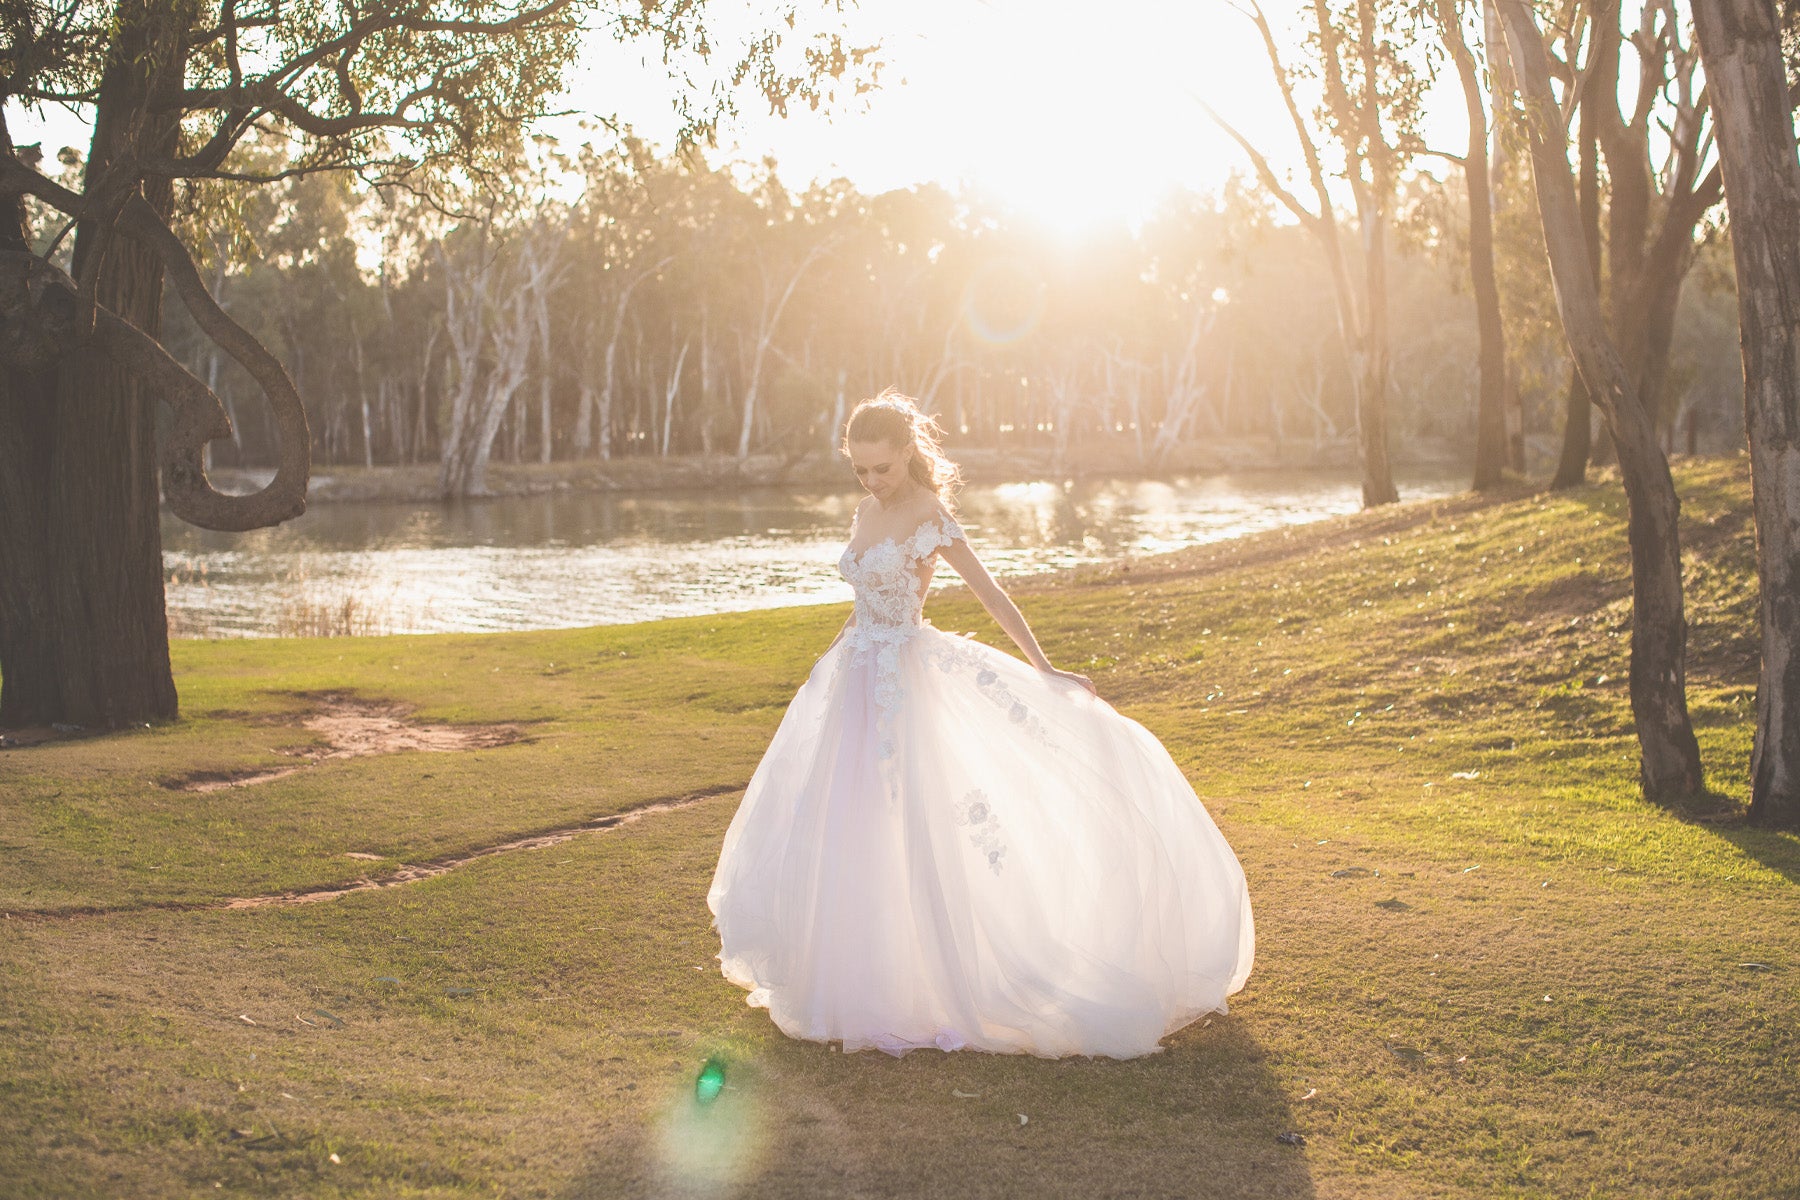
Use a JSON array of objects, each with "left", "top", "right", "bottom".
[{"left": 877, "top": 478, "right": 925, "bottom": 510}]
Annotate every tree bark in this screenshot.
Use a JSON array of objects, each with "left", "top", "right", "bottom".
[
  {"left": 1689, "top": 0, "right": 1800, "bottom": 827},
  {"left": 1437, "top": 0, "right": 1510, "bottom": 492},
  {"left": 1351, "top": 0, "right": 1399, "bottom": 507},
  {"left": 0, "top": 118, "right": 61, "bottom": 724},
  {"left": 0, "top": 3, "right": 184, "bottom": 728},
  {"left": 1498, "top": 0, "right": 1705, "bottom": 800},
  {"left": 1552, "top": 83, "right": 1603, "bottom": 489}
]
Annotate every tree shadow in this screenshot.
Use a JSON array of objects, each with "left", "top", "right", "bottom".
[
  {"left": 568, "top": 1014, "right": 1314, "bottom": 1200},
  {"left": 1653, "top": 791, "right": 1800, "bottom": 886}
]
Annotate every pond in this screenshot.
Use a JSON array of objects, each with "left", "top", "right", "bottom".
[{"left": 160, "top": 468, "right": 1465, "bottom": 637}]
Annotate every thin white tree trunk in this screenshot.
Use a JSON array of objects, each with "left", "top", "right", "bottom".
[{"left": 738, "top": 238, "right": 833, "bottom": 460}]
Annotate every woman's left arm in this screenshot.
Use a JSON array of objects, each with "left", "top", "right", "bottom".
[{"left": 938, "top": 537, "right": 1096, "bottom": 695}]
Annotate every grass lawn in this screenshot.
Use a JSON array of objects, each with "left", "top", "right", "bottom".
[{"left": 2, "top": 454, "right": 1795, "bottom": 1199}]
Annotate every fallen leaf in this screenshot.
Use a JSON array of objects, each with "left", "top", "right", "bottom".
[
  {"left": 329, "top": 1152, "right": 341, "bottom": 1165},
  {"left": 1298, "top": 1088, "right": 1317, "bottom": 1101},
  {"left": 1738, "top": 962, "right": 1776, "bottom": 972},
  {"left": 1451, "top": 770, "right": 1480, "bottom": 780},
  {"left": 295, "top": 1015, "right": 318, "bottom": 1027},
  {"left": 313, "top": 1009, "right": 345, "bottom": 1027},
  {"left": 237, "top": 1014, "right": 257, "bottom": 1025},
  {"left": 1016, "top": 1114, "right": 1029, "bottom": 1126}
]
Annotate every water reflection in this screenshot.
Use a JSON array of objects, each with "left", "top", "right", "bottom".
[{"left": 161, "top": 469, "right": 1461, "bottom": 637}]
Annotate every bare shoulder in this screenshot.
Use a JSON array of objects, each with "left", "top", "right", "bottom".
[
  {"left": 906, "top": 494, "right": 963, "bottom": 538},
  {"left": 926, "top": 496, "right": 965, "bottom": 533}
]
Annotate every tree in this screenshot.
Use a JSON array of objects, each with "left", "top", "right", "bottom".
[
  {"left": 1496, "top": 0, "right": 1704, "bottom": 799},
  {"left": 1207, "top": 0, "right": 1425, "bottom": 508},
  {"left": 435, "top": 214, "right": 569, "bottom": 497},
  {"left": 1688, "top": 0, "right": 1800, "bottom": 828},
  {"left": 1537, "top": 0, "right": 1725, "bottom": 487},
  {"left": 1431, "top": 0, "right": 1511, "bottom": 491},
  {"left": 0, "top": 0, "right": 872, "bottom": 727}
]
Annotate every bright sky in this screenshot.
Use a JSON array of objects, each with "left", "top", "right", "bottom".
[
  {"left": 6, "top": 0, "right": 1467, "bottom": 233},
  {"left": 570, "top": 0, "right": 1357, "bottom": 231}
]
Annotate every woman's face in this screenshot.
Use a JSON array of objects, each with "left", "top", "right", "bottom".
[{"left": 847, "top": 439, "right": 911, "bottom": 500}]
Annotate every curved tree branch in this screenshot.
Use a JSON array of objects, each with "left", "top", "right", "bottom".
[
  {"left": 118, "top": 195, "right": 310, "bottom": 531},
  {"left": 0, "top": 156, "right": 310, "bottom": 532}
]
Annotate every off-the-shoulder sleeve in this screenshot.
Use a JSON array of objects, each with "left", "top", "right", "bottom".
[{"left": 906, "top": 510, "right": 967, "bottom": 559}]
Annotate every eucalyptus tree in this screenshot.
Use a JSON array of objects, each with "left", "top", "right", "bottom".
[
  {"left": 1687, "top": 0, "right": 1800, "bottom": 827},
  {"left": 0, "top": 0, "right": 871, "bottom": 727},
  {"left": 1430, "top": 0, "right": 1511, "bottom": 490},
  {"left": 1495, "top": 0, "right": 1704, "bottom": 800},
  {"left": 1206, "top": 0, "right": 1429, "bottom": 507},
  {"left": 1531, "top": 0, "right": 1725, "bottom": 487},
  {"left": 564, "top": 135, "right": 679, "bottom": 459},
  {"left": 434, "top": 208, "right": 570, "bottom": 496},
  {"left": 733, "top": 180, "right": 837, "bottom": 460}
]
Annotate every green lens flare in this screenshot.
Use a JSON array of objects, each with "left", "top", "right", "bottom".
[{"left": 695, "top": 1057, "right": 726, "bottom": 1104}]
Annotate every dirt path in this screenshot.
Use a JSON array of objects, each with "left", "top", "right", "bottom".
[{"left": 11, "top": 785, "right": 739, "bottom": 921}]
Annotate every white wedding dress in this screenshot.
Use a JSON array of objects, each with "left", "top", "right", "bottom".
[{"left": 707, "top": 510, "right": 1254, "bottom": 1058}]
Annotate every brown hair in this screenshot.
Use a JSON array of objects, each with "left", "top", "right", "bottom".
[{"left": 842, "top": 387, "right": 963, "bottom": 508}]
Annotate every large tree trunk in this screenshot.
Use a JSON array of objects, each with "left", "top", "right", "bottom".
[
  {"left": 1690, "top": 0, "right": 1800, "bottom": 828},
  {"left": 0, "top": 6, "right": 184, "bottom": 728},
  {"left": 1499, "top": 0, "right": 1705, "bottom": 800},
  {"left": 0, "top": 122, "right": 61, "bottom": 723}
]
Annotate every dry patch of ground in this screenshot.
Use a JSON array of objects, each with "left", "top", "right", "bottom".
[{"left": 166, "top": 691, "right": 528, "bottom": 793}]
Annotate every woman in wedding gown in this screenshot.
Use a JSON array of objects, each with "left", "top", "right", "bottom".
[{"left": 707, "top": 391, "right": 1254, "bottom": 1059}]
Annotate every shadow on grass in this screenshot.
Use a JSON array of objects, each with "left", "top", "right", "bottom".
[
  {"left": 1656, "top": 789, "right": 1800, "bottom": 887},
  {"left": 577, "top": 1016, "right": 1313, "bottom": 1200}
]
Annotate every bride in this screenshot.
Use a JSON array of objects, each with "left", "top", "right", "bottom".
[{"left": 707, "top": 390, "right": 1254, "bottom": 1059}]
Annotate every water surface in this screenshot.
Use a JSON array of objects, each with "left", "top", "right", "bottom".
[{"left": 161, "top": 470, "right": 1463, "bottom": 636}]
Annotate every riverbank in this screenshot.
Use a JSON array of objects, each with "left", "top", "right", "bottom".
[
  {"left": 6, "top": 454, "right": 1795, "bottom": 1198},
  {"left": 204, "top": 433, "right": 1474, "bottom": 504}
]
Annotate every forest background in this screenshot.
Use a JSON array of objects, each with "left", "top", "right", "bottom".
[{"left": 14, "top": 84, "right": 1749, "bottom": 498}]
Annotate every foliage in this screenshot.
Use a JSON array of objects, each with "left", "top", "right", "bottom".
[{"left": 3, "top": 0, "right": 876, "bottom": 200}]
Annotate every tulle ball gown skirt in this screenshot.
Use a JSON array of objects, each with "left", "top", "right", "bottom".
[{"left": 707, "top": 624, "right": 1255, "bottom": 1059}]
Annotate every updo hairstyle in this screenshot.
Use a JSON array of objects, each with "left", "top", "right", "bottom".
[{"left": 842, "top": 387, "right": 963, "bottom": 508}]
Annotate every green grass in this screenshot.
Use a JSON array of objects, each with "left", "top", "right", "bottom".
[{"left": 2, "top": 454, "right": 1795, "bottom": 1199}]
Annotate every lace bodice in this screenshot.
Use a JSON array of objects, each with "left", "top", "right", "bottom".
[
  {"left": 837, "top": 513, "right": 965, "bottom": 632},
  {"left": 835, "top": 511, "right": 966, "bottom": 761}
]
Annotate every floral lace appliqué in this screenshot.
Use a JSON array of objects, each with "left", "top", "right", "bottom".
[
  {"left": 927, "top": 636, "right": 1057, "bottom": 749},
  {"left": 956, "top": 789, "right": 1007, "bottom": 875},
  {"left": 838, "top": 513, "right": 967, "bottom": 760}
]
